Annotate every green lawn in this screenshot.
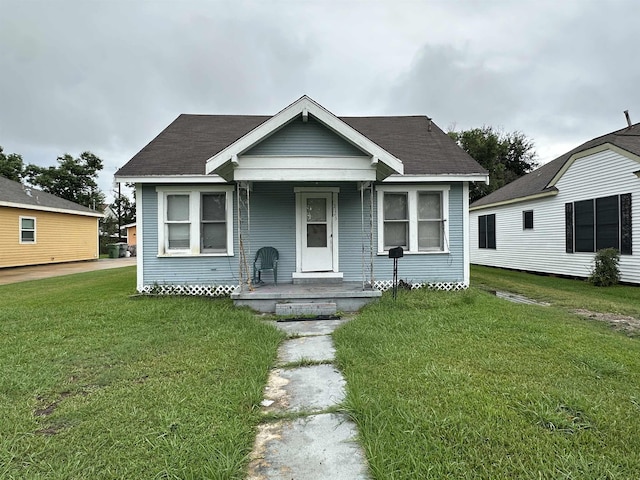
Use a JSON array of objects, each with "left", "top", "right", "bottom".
[
  {"left": 3, "top": 266, "right": 639, "bottom": 479},
  {"left": 0, "top": 267, "right": 284, "bottom": 479},
  {"left": 472, "top": 265, "right": 640, "bottom": 318},
  {"left": 334, "top": 277, "right": 640, "bottom": 479}
]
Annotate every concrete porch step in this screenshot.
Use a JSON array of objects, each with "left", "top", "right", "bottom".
[{"left": 275, "top": 302, "right": 337, "bottom": 317}]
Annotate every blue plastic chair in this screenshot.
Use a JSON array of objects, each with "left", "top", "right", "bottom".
[{"left": 253, "top": 247, "right": 279, "bottom": 285}]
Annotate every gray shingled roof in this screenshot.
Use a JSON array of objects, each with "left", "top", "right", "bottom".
[
  {"left": 0, "top": 175, "right": 100, "bottom": 215},
  {"left": 471, "top": 122, "right": 640, "bottom": 209},
  {"left": 116, "top": 114, "right": 486, "bottom": 177}
]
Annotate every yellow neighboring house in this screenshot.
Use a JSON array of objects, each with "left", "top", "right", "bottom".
[{"left": 0, "top": 175, "right": 103, "bottom": 268}]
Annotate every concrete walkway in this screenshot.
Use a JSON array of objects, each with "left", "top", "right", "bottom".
[
  {"left": 247, "top": 319, "right": 370, "bottom": 480},
  {"left": 0, "top": 258, "right": 136, "bottom": 285}
]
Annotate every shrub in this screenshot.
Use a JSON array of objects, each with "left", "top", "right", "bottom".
[{"left": 589, "top": 248, "right": 620, "bottom": 287}]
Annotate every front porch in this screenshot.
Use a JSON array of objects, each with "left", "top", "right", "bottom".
[{"left": 231, "top": 281, "right": 382, "bottom": 314}]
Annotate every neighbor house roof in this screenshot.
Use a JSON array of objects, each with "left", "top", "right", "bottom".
[
  {"left": 0, "top": 175, "right": 103, "bottom": 217},
  {"left": 471, "top": 122, "right": 640, "bottom": 209},
  {"left": 116, "top": 109, "right": 487, "bottom": 178}
]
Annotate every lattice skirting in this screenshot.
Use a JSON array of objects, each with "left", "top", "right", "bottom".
[
  {"left": 139, "top": 284, "right": 238, "bottom": 297},
  {"left": 373, "top": 280, "right": 468, "bottom": 292}
]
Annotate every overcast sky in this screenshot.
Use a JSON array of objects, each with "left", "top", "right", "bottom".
[{"left": 2, "top": 0, "right": 639, "bottom": 202}]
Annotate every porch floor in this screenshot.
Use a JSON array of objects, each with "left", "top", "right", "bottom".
[{"left": 231, "top": 281, "right": 382, "bottom": 314}]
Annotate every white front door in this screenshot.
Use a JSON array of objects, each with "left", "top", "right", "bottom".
[{"left": 298, "top": 192, "right": 335, "bottom": 272}]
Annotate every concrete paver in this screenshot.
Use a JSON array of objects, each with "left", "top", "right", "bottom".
[
  {"left": 262, "top": 365, "right": 346, "bottom": 413},
  {"left": 278, "top": 335, "right": 335, "bottom": 364},
  {"left": 247, "top": 414, "right": 369, "bottom": 480},
  {"left": 275, "top": 318, "right": 348, "bottom": 337}
]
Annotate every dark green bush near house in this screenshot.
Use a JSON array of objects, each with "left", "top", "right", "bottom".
[{"left": 589, "top": 248, "right": 620, "bottom": 286}]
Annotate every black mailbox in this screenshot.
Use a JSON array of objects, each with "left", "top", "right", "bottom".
[{"left": 388, "top": 246, "right": 404, "bottom": 258}]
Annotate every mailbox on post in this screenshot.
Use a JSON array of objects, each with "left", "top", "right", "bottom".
[{"left": 388, "top": 246, "right": 403, "bottom": 299}]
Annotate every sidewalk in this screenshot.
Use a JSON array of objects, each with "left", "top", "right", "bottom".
[
  {"left": 0, "top": 258, "right": 136, "bottom": 285},
  {"left": 247, "top": 318, "right": 370, "bottom": 480}
]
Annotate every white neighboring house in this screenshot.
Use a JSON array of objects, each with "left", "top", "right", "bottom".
[{"left": 470, "top": 121, "right": 640, "bottom": 284}]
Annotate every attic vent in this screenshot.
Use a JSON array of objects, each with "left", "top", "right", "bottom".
[{"left": 25, "top": 188, "right": 32, "bottom": 197}]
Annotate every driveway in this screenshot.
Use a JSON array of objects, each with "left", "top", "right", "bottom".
[{"left": 0, "top": 258, "right": 136, "bottom": 285}]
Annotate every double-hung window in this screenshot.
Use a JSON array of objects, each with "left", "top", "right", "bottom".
[
  {"left": 157, "top": 186, "right": 234, "bottom": 256},
  {"left": 566, "top": 193, "right": 632, "bottom": 254},
  {"left": 20, "top": 216, "right": 36, "bottom": 244},
  {"left": 377, "top": 186, "right": 449, "bottom": 253}
]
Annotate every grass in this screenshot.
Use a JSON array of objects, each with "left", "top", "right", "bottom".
[
  {"left": 472, "top": 265, "right": 640, "bottom": 318},
  {"left": 334, "top": 286, "right": 640, "bottom": 479},
  {"left": 0, "top": 267, "right": 284, "bottom": 479}
]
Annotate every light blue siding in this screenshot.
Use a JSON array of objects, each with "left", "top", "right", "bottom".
[
  {"left": 244, "top": 116, "right": 367, "bottom": 157},
  {"left": 141, "top": 182, "right": 466, "bottom": 286}
]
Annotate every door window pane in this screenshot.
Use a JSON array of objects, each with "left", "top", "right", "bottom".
[
  {"left": 167, "top": 195, "right": 189, "bottom": 221},
  {"left": 306, "top": 198, "right": 327, "bottom": 222},
  {"left": 307, "top": 224, "right": 327, "bottom": 247}
]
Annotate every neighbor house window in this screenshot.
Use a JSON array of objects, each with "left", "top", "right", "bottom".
[
  {"left": 377, "top": 186, "right": 449, "bottom": 253},
  {"left": 523, "top": 210, "right": 534, "bottom": 230},
  {"left": 478, "top": 214, "right": 496, "bottom": 249},
  {"left": 20, "top": 216, "right": 36, "bottom": 244},
  {"left": 566, "top": 193, "right": 632, "bottom": 254},
  {"left": 157, "top": 186, "right": 234, "bottom": 256}
]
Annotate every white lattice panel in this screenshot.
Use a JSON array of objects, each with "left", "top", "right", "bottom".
[
  {"left": 138, "top": 284, "right": 238, "bottom": 297},
  {"left": 373, "top": 280, "right": 468, "bottom": 292}
]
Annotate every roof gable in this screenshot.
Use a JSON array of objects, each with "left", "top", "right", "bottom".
[
  {"left": 244, "top": 115, "right": 367, "bottom": 157},
  {"left": 206, "top": 95, "right": 404, "bottom": 180}
]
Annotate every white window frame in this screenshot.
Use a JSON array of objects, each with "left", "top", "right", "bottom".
[
  {"left": 156, "top": 186, "right": 234, "bottom": 257},
  {"left": 377, "top": 185, "right": 449, "bottom": 254},
  {"left": 19, "top": 216, "right": 36, "bottom": 244}
]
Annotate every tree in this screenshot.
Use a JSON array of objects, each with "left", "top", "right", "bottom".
[
  {"left": 24, "top": 151, "right": 105, "bottom": 209},
  {"left": 448, "top": 127, "right": 538, "bottom": 203},
  {"left": 0, "top": 146, "right": 25, "bottom": 182}
]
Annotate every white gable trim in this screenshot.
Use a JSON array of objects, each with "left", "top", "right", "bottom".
[
  {"left": 547, "top": 143, "right": 640, "bottom": 188},
  {"left": 205, "top": 95, "right": 404, "bottom": 177},
  {"left": 115, "top": 175, "right": 228, "bottom": 184}
]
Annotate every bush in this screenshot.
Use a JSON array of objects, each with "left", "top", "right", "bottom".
[{"left": 589, "top": 248, "right": 620, "bottom": 287}]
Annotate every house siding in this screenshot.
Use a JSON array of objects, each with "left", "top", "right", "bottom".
[
  {"left": 470, "top": 149, "right": 640, "bottom": 284},
  {"left": 244, "top": 116, "right": 366, "bottom": 156},
  {"left": 0, "top": 206, "right": 99, "bottom": 268},
  {"left": 140, "top": 181, "right": 467, "bottom": 287}
]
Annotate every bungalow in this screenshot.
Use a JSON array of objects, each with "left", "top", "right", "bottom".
[
  {"left": 115, "top": 96, "right": 488, "bottom": 308},
  {"left": 0, "top": 175, "right": 103, "bottom": 268},
  {"left": 470, "top": 121, "right": 640, "bottom": 284}
]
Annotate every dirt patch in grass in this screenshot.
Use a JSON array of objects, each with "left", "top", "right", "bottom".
[{"left": 573, "top": 309, "right": 640, "bottom": 336}]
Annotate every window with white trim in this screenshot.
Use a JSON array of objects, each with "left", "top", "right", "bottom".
[
  {"left": 377, "top": 186, "right": 449, "bottom": 253},
  {"left": 157, "top": 187, "right": 234, "bottom": 256},
  {"left": 20, "top": 216, "right": 36, "bottom": 244}
]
